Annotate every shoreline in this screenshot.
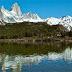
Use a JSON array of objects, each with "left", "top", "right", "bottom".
[{"left": 0, "top": 37, "right": 72, "bottom": 43}]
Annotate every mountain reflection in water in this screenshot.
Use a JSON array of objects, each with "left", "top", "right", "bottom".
[
  {"left": 0, "top": 47, "right": 72, "bottom": 72},
  {"left": 0, "top": 42, "right": 71, "bottom": 72}
]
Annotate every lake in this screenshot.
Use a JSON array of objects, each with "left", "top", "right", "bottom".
[{"left": 0, "top": 42, "right": 72, "bottom": 72}]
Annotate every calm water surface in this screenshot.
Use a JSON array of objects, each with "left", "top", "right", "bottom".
[{"left": 0, "top": 42, "right": 72, "bottom": 72}]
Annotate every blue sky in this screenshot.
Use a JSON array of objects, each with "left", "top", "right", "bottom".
[{"left": 0, "top": 0, "right": 72, "bottom": 18}]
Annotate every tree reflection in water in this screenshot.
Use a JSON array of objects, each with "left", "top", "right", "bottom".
[{"left": 0, "top": 42, "right": 72, "bottom": 72}]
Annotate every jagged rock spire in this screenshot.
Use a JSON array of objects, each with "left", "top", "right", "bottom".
[
  {"left": 0, "top": 9, "right": 2, "bottom": 19},
  {"left": 0, "top": 7, "right": 5, "bottom": 25},
  {"left": 11, "top": 2, "right": 22, "bottom": 16},
  {"left": 23, "top": 12, "right": 41, "bottom": 20}
]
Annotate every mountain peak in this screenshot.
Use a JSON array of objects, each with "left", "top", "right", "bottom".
[
  {"left": 23, "top": 12, "right": 42, "bottom": 20},
  {"left": 0, "top": 9, "right": 2, "bottom": 20},
  {"left": 61, "top": 15, "right": 72, "bottom": 19},
  {"left": 11, "top": 2, "right": 22, "bottom": 16},
  {"left": 13, "top": 2, "right": 19, "bottom": 6},
  {"left": 1, "top": 6, "right": 5, "bottom": 11}
]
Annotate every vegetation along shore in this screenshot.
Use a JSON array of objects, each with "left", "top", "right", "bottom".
[{"left": 0, "top": 22, "right": 71, "bottom": 43}]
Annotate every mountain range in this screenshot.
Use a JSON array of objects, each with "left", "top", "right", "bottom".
[{"left": 0, "top": 3, "right": 72, "bottom": 31}]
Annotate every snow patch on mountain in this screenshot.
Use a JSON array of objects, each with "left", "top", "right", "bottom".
[
  {"left": 1, "top": 6, "right": 16, "bottom": 23},
  {"left": 47, "top": 17, "right": 61, "bottom": 25}
]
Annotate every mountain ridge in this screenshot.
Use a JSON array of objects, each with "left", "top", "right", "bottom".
[{"left": 0, "top": 3, "right": 72, "bottom": 31}]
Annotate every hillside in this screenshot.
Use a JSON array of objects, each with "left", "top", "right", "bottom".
[{"left": 0, "top": 22, "right": 68, "bottom": 39}]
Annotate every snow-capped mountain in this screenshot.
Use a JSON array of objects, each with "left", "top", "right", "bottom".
[
  {"left": 23, "top": 12, "right": 44, "bottom": 22},
  {"left": 0, "top": 9, "right": 5, "bottom": 25},
  {"left": 60, "top": 15, "right": 72, "bottom": 31},
  {"left": 46, "top": 16, "right": 72, "bottom": 31},
  {"left": 1, "top": 6, "right": 16, "bottom": 23},
  {"left": 0, "top": 9, "right": 2, "bottom": 22},
  {"left": 23, "top": 12, "right": 41, "bottom": 19},
  {"left": 1, "top": 4, "right": 24, "bottom": 23},
  {"left": 11, "top": 2, "right": 22, "bottom": 17},
  {"left": 0, "top": 3, "right": 44, "bottom": 23},
  {"left": 0, "top": 2, "right": 72, "bottom": 31}
]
